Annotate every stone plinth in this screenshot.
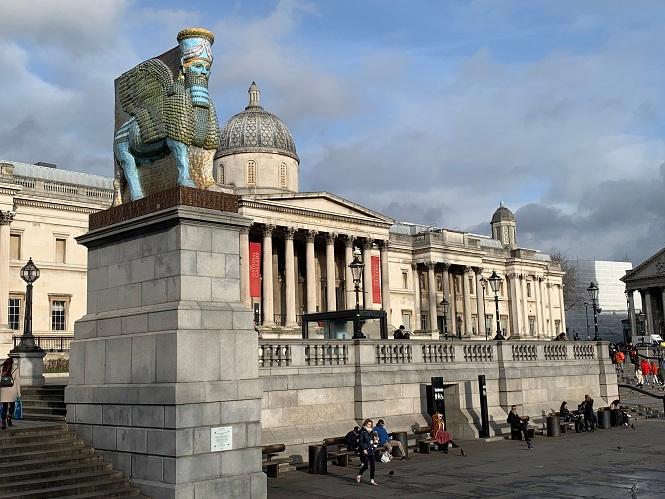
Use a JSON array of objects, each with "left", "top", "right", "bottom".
[{"left": 66, "top": 193, "right": 265, "bottom": 498}]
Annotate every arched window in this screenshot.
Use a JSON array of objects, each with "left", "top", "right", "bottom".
[
  {"left": 279, "top": 162, "right": 287, "bottom": 188},
  {"left": 218, "top": 163, "right": 224, "bottom": 184},
  {"left": 247, "top": 160, "right": 256, "bottom": 185}
]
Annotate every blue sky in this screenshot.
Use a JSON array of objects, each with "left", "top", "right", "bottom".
[{"left": 2, "top": 0, "right": 665, "bottom": 263}]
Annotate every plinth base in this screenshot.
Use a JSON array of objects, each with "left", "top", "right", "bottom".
[{"left": 9, "top": 348, "right": 46, "bottom": 386}]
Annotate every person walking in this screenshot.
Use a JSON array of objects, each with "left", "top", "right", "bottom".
[
  {"left": 431, "top": 413, "right": 464, "bottom": 454},
  {"left": 651, "top": 360, "right": 661, "bottom": 386},
  {"left": 583, "top": 395, "right": 596, "bottom": 432},
  {"left": 356, "top": 419, "right": 378, "bottom": 486},
  {"left": 641, "top": 359, "right": 651, "bottom": 386},
  {"left": 374, "top": 419, "right": 407, "bottom": 459},
  {"left": 0, "top": 358, "right": 20, "bottom": 430},
  {"left": 635, "top": 366, "right": 644, "bottom": 388}
]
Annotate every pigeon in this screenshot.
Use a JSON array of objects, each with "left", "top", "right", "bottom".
[
  {"left": 527, "top": 441, "right": 534, "bottom": 450},
  {"left": 386, "top": 471, "right": 395, "bottom": 478},
  {"left": 631, "top": 484, "right": 638, "bottom": 499},
  {"left": 617, "top": 446, "right": 624, "bottom": 452},
  {"left": 460, "top": 448, "right": 466, "bottom": 457}
]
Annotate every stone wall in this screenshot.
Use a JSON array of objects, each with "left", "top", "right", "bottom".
[{"left": 258, "top": 339, "right": 617, "bottom": 460}]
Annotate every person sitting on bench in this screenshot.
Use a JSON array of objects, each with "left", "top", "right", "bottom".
[
  {"left": 375, "top": 419, "right": 407, "bottom": 460},
  {"left": 610, "top": 400, "right": 629, "bottom": 427},
  {"left": 559, "top": 401, "right": 573, "bottom": 422},
  {"left": 507, "top": 405, "right": 532, "bottom": 443},
  {"left": 431, "top": 413, "right": 463, "bottom": 455},
  {"left": 345, "top": 426, "right": 360, "bottom": 453}
]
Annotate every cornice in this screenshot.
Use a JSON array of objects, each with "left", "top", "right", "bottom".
[{"left": 13, "top": 197, "right": 102, "bottom": 214}]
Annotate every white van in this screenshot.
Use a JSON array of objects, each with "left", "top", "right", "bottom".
[{"left": 634, "top": 334, "right": 664, "bottom": 346}]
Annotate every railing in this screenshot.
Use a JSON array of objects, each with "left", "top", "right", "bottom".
[
  {"left": 573, "top": 344, "right": 595, "bottom": 359},
  {"left": 463, "top": 343, "right": 494, "bottom": 362},
  {"left": 512, "top": 344, "right": 537, "bottom": 361},
  {"left": 273, "top": 314, "right": 286, "bottom": 326},
  {"left": 8, "top": 175, "right": 113, "bottom": 202},
  {"left": 258, "top": 343, "right": 291, "bottom": 367},
  {"left": 544, "top": 344, "right": 568, "bottom": 360},
  {"left": 305, "top": 342, "right": 348, "bottom": 365},
  {"left": 375, "top": 343, "right": 412, "bottom": 364},
  {"left": 257, "top": 339, "right": 601, "bottom": 369},
  {"left": 422, "top": 343, "right": 455, "bottom": 363},
  {"left": 618, "top": 383, "right": 665, "bottom": 414},
  {"left": 12, "top": 335, "right": 71, "bottom": 352}
]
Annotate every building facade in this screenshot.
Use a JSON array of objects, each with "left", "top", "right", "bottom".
[
  {"left": 0, "top": 161, "right": 112, "bottom": 357},
  {"left": 1, "top": 83, "right": 566, "bottom": 358},
  {"left": 622, "top": 247, "right": 665, "bottom": 340}
]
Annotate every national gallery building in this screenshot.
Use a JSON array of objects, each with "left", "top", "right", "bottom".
[{"left": 0, "top": 83, "right": 565, "bottom": 357}]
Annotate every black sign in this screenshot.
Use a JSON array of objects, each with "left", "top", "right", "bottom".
[{"left": 431, "top": 376, "right": 445, "bottom": 417}]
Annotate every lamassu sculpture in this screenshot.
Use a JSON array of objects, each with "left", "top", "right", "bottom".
[{"left": 112, "top": 28, "right": 221, "bottom": 205}]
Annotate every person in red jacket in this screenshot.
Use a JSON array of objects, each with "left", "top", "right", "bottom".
[
  {"left": 641, "top": 359, "right": 651, "bottom": 386},
  {"left": 652, "top": 361, "right": 661, "bottom": 386}
]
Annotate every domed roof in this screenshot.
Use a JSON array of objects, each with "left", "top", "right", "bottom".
[
  {"left": 216, "top": 82, "right": 299, "bottom": 162},
  {"left": 491, "top": 202, "right": 516, "bottom": 223}
]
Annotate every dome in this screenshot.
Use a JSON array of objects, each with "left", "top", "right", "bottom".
[
  {"left": 216, "top": 82, "right": 299, "bottom": 162},
  {"left": 491, "top": 202, "right": 515, "bottom": 223}
]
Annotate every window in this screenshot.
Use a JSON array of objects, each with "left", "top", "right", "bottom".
[
  {"left": 218, "top": 163, "right": 224, "bottom": 184},
  {"left": 51, "top": 300, "right": 67, "bottom": 331},
  {"left": 279, "top": 162, "right": 287, "bottom": 188},
  {"left": 528, "top": 316, "right": 536, "bottom": 335},
  {"left": 499, "top": 281, "right": 504, "bottom": 297},
  {"left": 55, "top": 238, "right": 66, "bottom": 263},
  {"left": 484, "top": 315, "right": 493, "bottom": 335},
  {"left": 527, "top": 282, "right": 532, "bottom": 298},
  {"left": 10, "top": 234, "right": 21, "bottom": 260},
  {"left": 454, "top": 276, "right": 461, "bottom": 294},
  {"left": 436, "top": 275, "right": 442, "bottom": 292},
  {"left": 402, "top": 271, "right": 408, "bottom": 289},
  {"left": 500, "top": 315, "right": 509, "bottom": 335},
  {"left": 554, "top": 319, "right": 561, "bottom": 335},
  {"left": 247, "top": 160, "right": 256, "bottom": 185},
  {"left": 420, "top": 274, "right": 425, "bottom": 290},
  {"left": 469, "top": 277, "right": 475, "bottom": 295},
  {"left": 471, "top": 314, "right": 477, "bottom": 334},
  {"left": 420, "top": 313, "right": 429, "bottom": 331},
  {"left": 401, "top": 311, "right": 412, "bottom": 331},
  {"left": 8, "top": 298, "right": 21, "bottom": 330}
]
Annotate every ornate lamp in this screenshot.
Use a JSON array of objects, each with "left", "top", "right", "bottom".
[
  {"left": 349, "top": 248, "right": 365, "bottom": 339},
  {"left": 587, "top": 281, "right": 600, "bottom": 341},
  {"left": 488, "top": 271, "right": 504, "bottom": 340},
  {"left": 440, "top": 298, "right": 449, "bottom": 340},
  {"left": 12, "top": 258, "right": 42, "bottom": 352}
]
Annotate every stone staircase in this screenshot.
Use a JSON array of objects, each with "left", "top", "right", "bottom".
[
  {"left": 617, "top": 371, "right": 665, "bottom": 420},
  {"left": 0, "top": 423, "right": 147, "bottom": 498},
  {"left": 21, "top": 384, "right": 67, "bottom": 422}
]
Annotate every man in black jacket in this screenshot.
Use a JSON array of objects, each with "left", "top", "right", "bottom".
[
  {"left": 507, "top": 405, "right": 531, "bottom": 443},
  {"left": 345, "top": 426, "right": 360, "bottom": 453}
]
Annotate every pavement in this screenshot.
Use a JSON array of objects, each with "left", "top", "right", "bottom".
[{"left": 268, "top": 420, "right": 665, "bottom": 498}]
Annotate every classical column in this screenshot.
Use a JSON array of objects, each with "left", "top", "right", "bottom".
[
  {"left": 521, "top": 275, "right": 529, "bottom": 336},
  {"left": 558, "top": 284, "right": 566, "bottom": 333},
  {"left": 462, "top": 266, "right": 472, "bottom": 336},
  {"left": 261, "top": 225, "right": 275, "bottom": 325},
  {"left": 534, "top": 276, "right": 543, "bottom": 337},
  {"left": 344, "top": 236, "right": 355, "bottom": 309},
  {"left": 239, "top": 227, "right": 250, "bottom": 308},
  {"left": 508, "top": 274, "right": 521, "bottom": 338},
  {"left": 426, "top": 262, "right": 438, "bottom": 335},
  {"left": 0, "top": 211, "right": 15, "bottom": 330},
  {"left": 412, "top": 263, "right": 421, "bottom": 330},
  {"left": 284, "top": 228, "right": 297, "bottom": 326},
  {"left": 628, "top": 290, "right": 637, "bottom": 340},
  {"left": 362, "top": 239, "right": 374, "bottom": 309},
  {"left": 325, "top": 233, "right": 337, "bottom": 312},
  {"left": 380, "top": 241, "right": 391, "bottom": 318},
  {"left": 474, "top": 267, "right": 485, "bottom": 336},
  {"left": 446, "top": 266, "right": 457, "bottom": 333},
  {"left": 305, "top": 230, "right": 317, "bottom": 313},
  {"left": 539, "top": 278, "right": 547, "bottom": 336},
  {"left": 546, "top": 282, "right": 554, "bottom": 335},
  {"left": 645, "top": 289, "right": 654, "bottom": 335}
]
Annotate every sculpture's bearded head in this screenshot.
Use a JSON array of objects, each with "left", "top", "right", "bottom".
[{"left": 177, "top": 28, "right": 214, "bottom": 108}]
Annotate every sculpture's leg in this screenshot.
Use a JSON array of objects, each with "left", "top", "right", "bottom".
[
  {"left": 166, "top": 137, "right": 196, "bottom": 188},
  {"left": 113, "top": 140, "right": 144, "bottom": 201}
]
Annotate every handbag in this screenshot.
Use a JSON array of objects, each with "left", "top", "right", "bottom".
[
  {"left": 13, "top": 396, "right": 22, "bottom": 420},
  {"left": 0, "top": 375, "right": 13, "bottom": 387},
  {"left": 380, "top": 451, "right": 392, "bottom": 463}
]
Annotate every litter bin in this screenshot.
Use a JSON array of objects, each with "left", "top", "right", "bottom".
[
  {"left": 308, "top": 444, "right": 327, "bottom": 474},
  {"left": 391, "top": 431, "right": 408, "bottom": 458},
  {"left": 597, "top": 409, "right": 611, "bottom": 429},
  {"left": 546, "top": 415, "right": 560, "bottom": 437}
]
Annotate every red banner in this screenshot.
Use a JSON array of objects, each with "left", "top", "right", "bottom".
[
  {"left": 249, "top": 242, "right": 262, "bottom": 298},
  {"left": 371, "top": 255, "right": 381, "bottom": 304}
]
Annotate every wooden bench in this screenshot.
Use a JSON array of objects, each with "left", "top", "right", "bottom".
[
  {"left": 262, "top": 444, "right": 290, "bottom": 478},
  {"left": 412, "top": 425, "right": 437, "bottom": 453},
  {"left": 323, "top": 437, "right": 356, "bottom": 467}
]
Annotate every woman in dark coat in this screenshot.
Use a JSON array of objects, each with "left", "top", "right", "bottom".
[
  {"left": 583, "top": 395, "right": 596, "bottom": 431},
  {"left": 356, "top": 419, "right": 378, "bottom": 486}
]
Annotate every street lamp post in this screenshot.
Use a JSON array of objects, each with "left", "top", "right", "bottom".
[
  {"left": 488, "top": 271, "right": 505, "bottom": 341},
  {"left": 584, "top": 302, "right": 590, "bottom": 341},
  {"left": 11, "top": 258, "right": 42, "bottom": 352},
  {"left": 349, "top": 248, "right": 365, "bottom": 339},
  {"left": 587, "top": 281, "right": 600, "bottom": 341},
  {"left": 440, "top": 298, "right": 449, "bottom": 340}
]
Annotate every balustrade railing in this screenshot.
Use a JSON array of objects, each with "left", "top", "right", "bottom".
[
  {"left": 511, "top": 344, "right": 538, "bottom": 361},
  {"left": 573, "top": 344, "right": 596, "bottom": 359},
  {"left": 422, "top": 343, "right": 455, "bottom": 363},
  {"left": 305, "top": 342, "right": 349, "bottom": 365},
  {"left": 258, "top": 343, "right": 291, "bottom": 367},
  {"left": 12, "top": 335, "right": 71, "bottom": 352},
  {"left": 544, "top": 344, "right": 568, "bottom": 360},
  {"left": 375, "top": 343, "right": 412, "bottom": 364},
  {"left": 463, "top": 343, "right": 494, "bottom": 362}
]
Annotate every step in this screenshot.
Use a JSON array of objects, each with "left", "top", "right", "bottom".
[
  {"left": 21, "top": 399, "right": 67, "bottom": 408},
  {"left": 0, "top": 428, "right": 70, "bottom": 444},
  {"left": 0, "top": 435, "right": 78, "bottom": 455},
  {"left": 22, "top": 385, "right": 66, "bottom": 392},
  {"left": 0, "top": 424, "right": 66, "bottom": 439},
  {"left": 0, "top": 442, "right": 89, "bottom": 463},
  {"left": 57, "top": 488, "right": 145, "bottom": 499},
  {"left": 22, "top": 412, "right": 67, "bottom": 422},
  {"left": 22, "top": 405, "right": 67, "bottom": 415},
  {"left": 0, "top": 476, "right": 133, "bottom": 498},
  {"left": 0, "top": 453, "right": 101, "bottom": 474},
  {"left": 0, "top": 462, "right": 113, "bottom": 484},
  {"left": 0, "top": 470, "right": 123, "bottom": 494}
]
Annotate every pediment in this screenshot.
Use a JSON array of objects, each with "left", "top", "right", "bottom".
[
  {"left": 622, "top": 246, "right": 665, "bottom": 284},
  {"left": 244, "top": 191, "right": 394, "bottom": 225}
]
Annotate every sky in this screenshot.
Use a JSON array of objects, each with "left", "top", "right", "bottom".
[{"left": 2, "top": 0, "right": 665, "bottom": 264}]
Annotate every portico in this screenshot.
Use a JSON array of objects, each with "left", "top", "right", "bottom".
[{"left": 622, "top": 246, "right": 665, "bottom": 339}]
